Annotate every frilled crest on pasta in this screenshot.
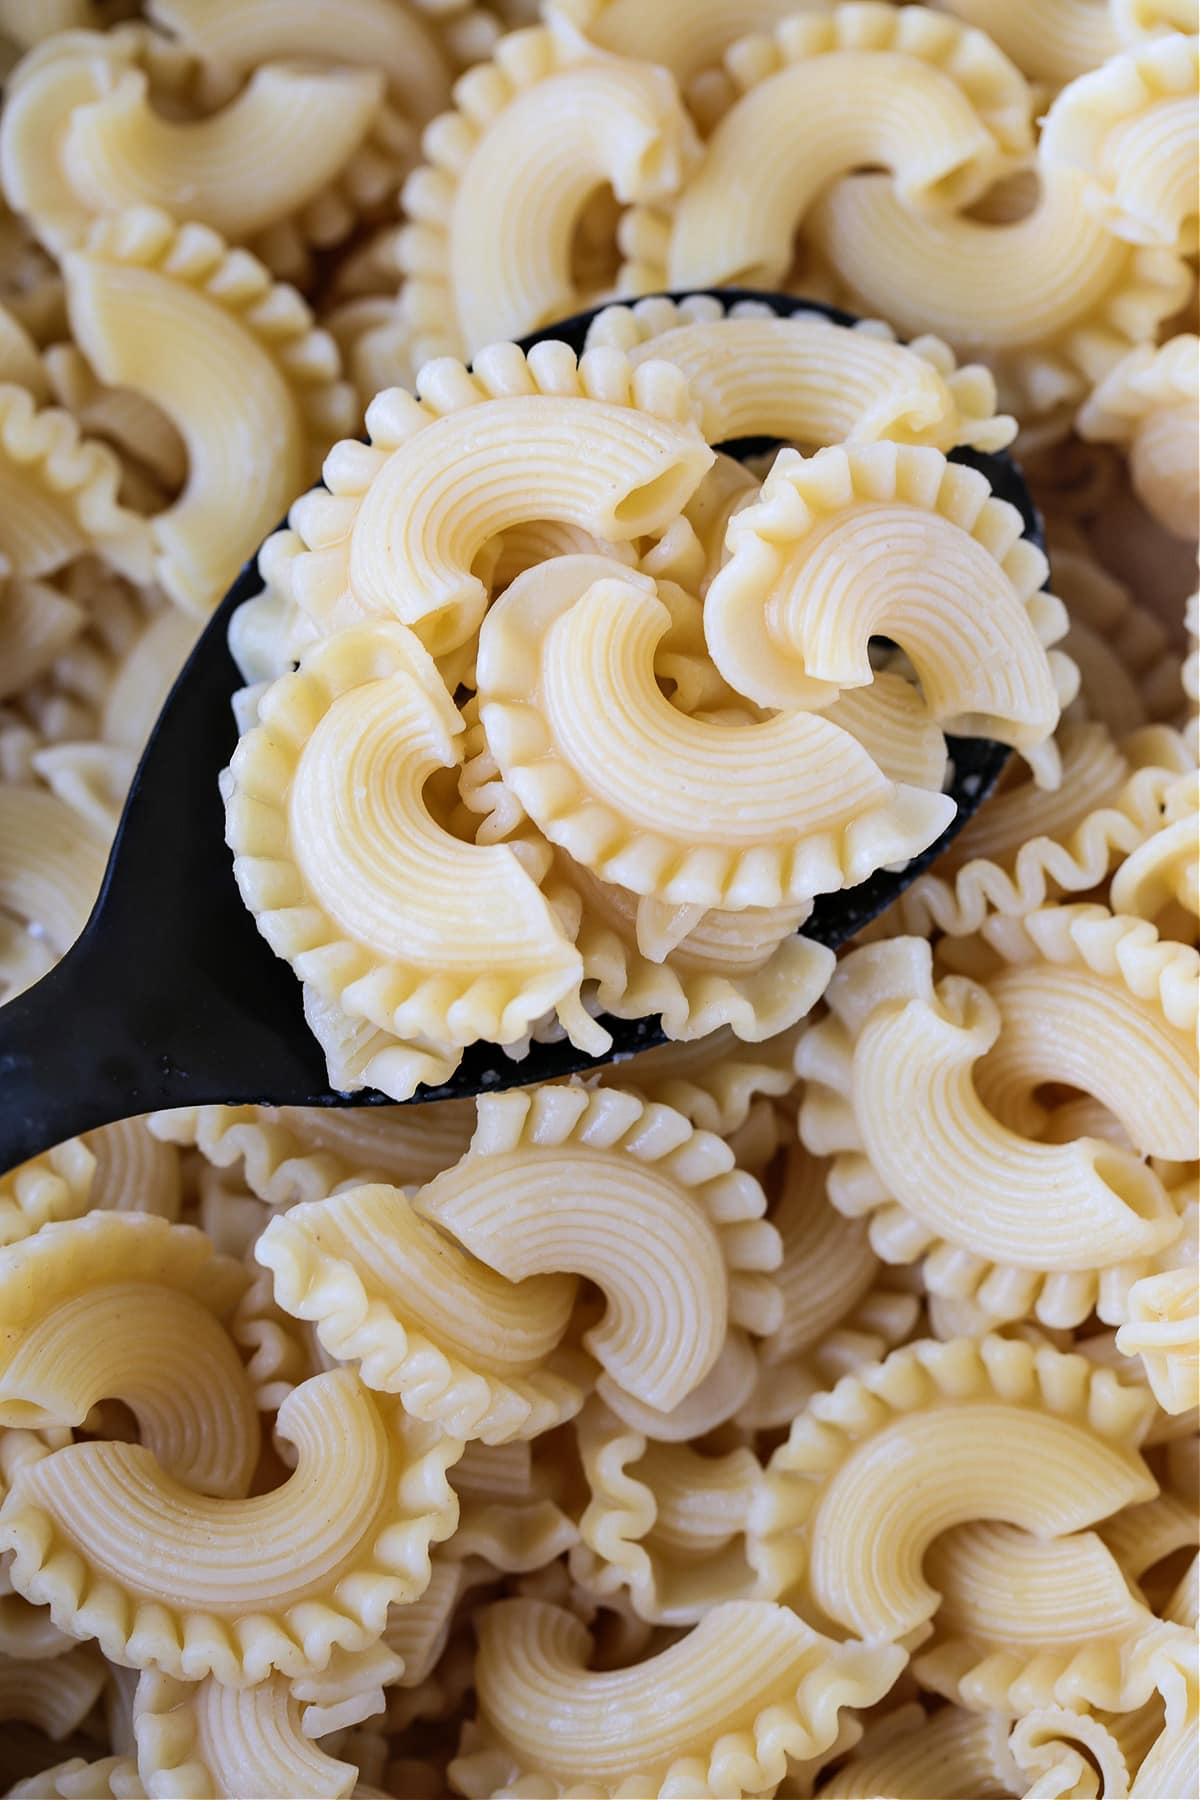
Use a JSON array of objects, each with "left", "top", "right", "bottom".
[
  {"left": 1078, "top": 333, "right": 1200, "bottom": 540},
  {"left": 283, "top": 341, "right": 715, "bottom": 657},
  {"left": 705, "top": 441, "right": 1074, "bottom": 781},
  {"left": 796, "top": 907, "right": 1195, "bottom": 1326}
]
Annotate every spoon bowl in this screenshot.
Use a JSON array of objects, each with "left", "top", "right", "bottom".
[{"left": 0, "top": 290, "right": 1034, "bottom": 1168}]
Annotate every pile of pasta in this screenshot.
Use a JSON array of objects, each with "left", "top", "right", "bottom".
[{"left": 0, "top": 0, "right": 1197, "bottom": 1797}]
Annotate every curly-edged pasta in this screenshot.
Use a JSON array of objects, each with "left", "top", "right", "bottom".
[
  {"left": 705, "top": 442, "right": 1071, "bottom": 780},
  {"left": 570, "top": 1398, "right": 766, "bottom": 1620},
  {"left": 549, "top": 0, "right": 808, "bottom": 100},
  {"left": 0, "top": 574, "right": 85, "bottom": 702},
  {"left": 1040, "top": 33, "right": 1199, "bottom": 252},
  {"left": 285, "top": 343, "right": 714, "bottom": 657},
  {"left": 1078, "top": 334, "right": 1199, "bottom": 540},
  {"left": 1117, "top": 1265, "right": 1200, "bottom": 1415},
  {"left": 0, "top": 1589, "right": 74, "bottom": 1661},
  {"left": 811, "top": 166, "right": 1192, "bottom": 427},
  {"left": 748, "top": 1334, "right": 1156, "bottom": 1638},
  {"left": 448, "top": 1443, "right": 577, "bottom": 1572},
  {"left": 934, "top": 0, "right": 1122, "bottom": 87},
  {"left": 414, "top": 1083, "right": 781, "bottom": 1412},
  {"left": 147, "top": 0, "right": 452, "bottom": 124},
  {"left": 224, "top": 619, "right": 599, "bottom": 1095},
  {"left": 149, "top": 1094, "right": 476, "bottom": 1207},
  {"left": 62, "top": 206, "right": 355, "bottom": 615},
  {"left": 133, "top": 1667, "right": 359, "bottom": 1800},
  {"left": 0, "top": 1139, "right": 93, "bottom": 1249},
  {"left": 0, "top": 381, "right": 149, "bottom": 581},
  {"left": 256, "top": 1181, "right": 587, "bottom": 1443},
  {"left": 0, "top": 782, "right": 107, "bottom": 1000},
  {"left": 397, "top": 20, "right": 698, "bottom": 363},
  {"left": 1111, "top": 769, "right": 1199, "bottom": 930},
  {"left": 542, "top": 847, "right": 836, "bottom": 1045},
  {"left": 476, "top": 553, "right": 955, "bottom": 908},
  {"left": 892, "top": 722, "right": 1191, "bottom": 937},
  {"left": 798, "top": 914, "right": 1193, "bottom": 1325},
  {"left": 646, "top": 4, "right": 1033, "bottom": 293},
  {"left": 0, "top": 1368, "right": 461, "bottom": 1685},
  {"left": 0, "top": 1213, "right": 259, "bottom": 1497},
  {"left": 451, "top": 1596, "right": 905, "bottom": 1799},
  {"left": 1052, "top": 531, "right": 1184, "bottom": 732},
  {"left": 817, "top": 1702, "right": 1022, "bottom": 1798},
  {"left": 5, "top": 1757, "right": 144, "bottom": 1800},
  {"left": 585, "top": 294, "right": 1016, "bottom": 452},
  {"left": 596, "top": 1023, "right": 801, "bottom": 1137},
  {"left": 0, "top": 27, "right": 393, "bottom": 254},
  {"left": 0, "top": 1639, "right": 107, "bottom": 1740}
]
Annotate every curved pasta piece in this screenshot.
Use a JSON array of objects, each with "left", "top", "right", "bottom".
[
  {"left": 893, "top": 723, "right": 1190, "bottom": 937},
  {"left": 707, "top": 443, "right": 1070, "bottom": 778},
  {"left": 451, "top": 1596, "right": 905, "bottom": 1798},
  {"left": 596, "top": 1326, "right": 760, "bottom": 1442},
  {"left": 0, "top": 1368, "right": 462, "bottom": 1685},
  {"left": 0, "top": 784, "right": 107, "bottom": 1001},
  {"left": 0, "top": 1640, "right": 106, "bottom": 1740},
  {"left": 586, "top": 293, "right": 1016, "bottom": 452},
  {"left": 760, "top": 1141, "right": 881, "bottom": 1371},
  {"left": 477, "top": 554, "right": 955, "bottom": 908},
  {"left": 0, "top": 1138, "right": 94, "bottom": 1249},
  {"left": 544, "top": 847, "right": 836, "bottom": 1045},
  {"left": 1, "top": 28, "right": 389, "bottom": 251},
  {"left": 748, "top": 1334, "right": 1156, "bottom": 1638},
  {"left": 0, "top": 1590, "right": 74, "bottom": 1661},
  {"left": 1041, "top": 34, "right": 1199, "bottom": 251},
  {"left": 84, "top": 1115, "right": 181, "bottom": 1217},
  {"left": 1117, "top": 1267, "right": 1200, "bottom": 1415},
  {"left": 288, "top": 342, "right": 714, "bottom": 656},
  {"left": 449, "top": 1445, "right": 577, "bottom": 1572},
  {"left": 818, "top": 1703, "right": 1021, "bottom": 1798},
  {"left": 0, "top": 382, "right": 149, "bottom": 580},
  {"left": 225, "top": 619, "right": 597, "bottom": 1089},
  {"left": 935, "top": 0, "right": 1121, "bottom": 87},
  {"left": 0, "top": 298, "right": 49, "bottom": 394},
  {"left": 1052, "top": 532, "right": 1183, "bottom": 733},
  {"left": 63, "top": 206, "right": 356, "bottom": 615},
  {"left": 257, "top": 1182, "right": 587, "bottom": 1443},
  {"left": 1078, "top": 335, "right": 1199, "bottom": 539},
  {"left": 415, "top": 1083, "right": 781, "bottom": 1412},
  {"left": 0, "top": 1213, "right": 258, "bottom": 1497},
  {"left": 8, "top": 1758, "right": 145, "bottom": 1800},
  {"left": 654, "top": 4, "right": 1033, "bottom": 292},
  {"left": 570, "top": 1400, "right": 767, "bottom": 1621},
  {"left": 148, "top": 0, "right": 451, "bottom": 124},
  {"left": 149, "top": 1095, "right": 476, "bottom": 1206},
  {"left": 551, "top": 0, "right": 806, "bottom": 95},
  {"left": 595, "top": 1023, "right": 801, "bottom": 1137},
  {"left": 133, "top": 1668, "right": 357, "bottom": 1800},
  {"left": 915, "top": 1521, "right": 1170, "bottom": 1712},
  {"left": 811, "top": 167, "right": 1192, "bottom": 425},
  {"left": 797, "top": 921, "right": 1189, "bottom": 1325},
  {"left": 398, "top": 20, "right": 698, "bottom": 362},
  {"left": 0, "top": 575, "right": 84, "bottom": 700}
]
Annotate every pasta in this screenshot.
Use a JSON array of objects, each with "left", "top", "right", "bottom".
[{"left": 0, "top": 4, "right": 1196, "bottom": 1792}]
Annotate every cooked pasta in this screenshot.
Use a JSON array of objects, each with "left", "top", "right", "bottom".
[{"left": 1078, "top": 334, "right": 1200, "bottom": 539}]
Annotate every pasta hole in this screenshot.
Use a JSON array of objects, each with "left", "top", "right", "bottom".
[
  {"left": 1092, "top": 1148, "right": 1168, "bottom": 1222},
  {"left": 569, "top": 185, "right": 623, "bottom": 296},
  {"left": 613, "top": 464, "right": 705, "bottom": 531}
]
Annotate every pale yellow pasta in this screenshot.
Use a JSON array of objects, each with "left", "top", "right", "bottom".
[
  {"left": 749, "top": 1334, "right": 1155, "bottom": 1638},
  {"left": 5, "top": 1757, "right": 144, "bottom": 1800},
  {"left": 225, "top": 620, "right": 598, "bottom": 1093},
  {"left": 414, "top": 1084, "right": 781, "bottom": 1411},
  {"left": 0, "top": 574, "right": 85, "bottom": 700},
  {"left": 595, "top": 1023, "right": 801, "bottom": 1137},
  {"left": 706, "top": 443, "right": 1071, "bottom": 780},
  {"left": 448, "top": 1443, "right": 577, "bottom": 1571},
  {"left": 0, "top": 1141, "right": 92, "bottom": 1251},
  {"left": 397, "top": 20, "right": 699, "bottom": 363},
  {"left": 1117, "top": 1265, "right": 1200, "bottom": 1414},
  {"left": 477, "top": 553, "right": 955, "bottom": 908},
  {"left": 0, "top": 782, "right": 106, "bottom": 1000},
  {"left": 1099, "top": 1488, "right": 1199, "bottom": 1590},
  {"left": 0, "top": 1368, "right": 461, "bottom": 1685},
  {"left": 1041, "top": 34, "right": 1199, "bottom": 252},
  {"left": 147, "top": 0, "right": 452, "bottom": 124},
  {"left": 0, "top": 296, "right": 47, "bottom": 392},
  {"left": 1010, "top": 1702, "right": 1144, "bottom": 1799},
  {"left": 937, "top": 0, "right": 1122, "bottom": 86},
  {"left": 817, "top": 1701, "right": 1021, "bottom": 1799},
  {"left": 798, "top": 912, "right": 1193, "bottom": 1326},
  {"left": 285, "top": 343, "right": 714, "bottom": 657},
  {"left": 451, "top": 1597, "right": 905, "bottom": 1799},
  {"left": 1052, "top": 532, "right": 1184, "bottom": 732},
  {"left": 550, "top": 0, "right": 814, "bottom": 102},
  {"left": 0, "top": 28, "right": 391, "bottom": 253},
  {"left": 380, "top": 1555, "right": 463, "bottom": 1686},
  {"left": 149, "top": 1094, "right": 476, "bottom": 1207},
  {"left": 893, "top": 722, "right": 1191, "bottom": 936},
  {"left": 570, "top": 1399, "right": 766, "bottom": 1620},
  {"left": 1078, "top": 335, "right": 1199, "bottom": 539},
  {"left": 133, "top": 1668, "right": 359, "bottom": 1800},
  {"left": 0, "top": 1213, "right": 259, "bottom": 1497},
  {"left": 43, "top": 340, "right": 188, "bottom": 499},
  {"left": 0, "top": 1590, "right": 73, "bottom": 1661},
  {"left": 811, "top": 167, "right": 1192, "bottom": 427},
  {"left": 62, "top": 206, "right": 356, "bottom": 615},
  {"left": 644, "top": 4, "right": 1033, "bottom": 294},
  {"left": 82, "top": 1115, "right": 181, "bottom": 1217},
  {"left": 0, "top": 380, "right": 149, "bottom": 581},
  {"left": 1111, "top": 769, "right": 1199, "bottom": 929},
  {"left": 257, "top": 1181, "right": 587, "bottom": 1443},
  {"left": 0, "top": 1639, "right": 106, "bottom": 1739},
  {"left": 586, "top": 293, "right": 1016, "bottom": 453}
]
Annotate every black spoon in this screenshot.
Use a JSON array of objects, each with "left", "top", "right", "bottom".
[{"left": 0, "top": 290, "right": 1035, "bottom": 1169}]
